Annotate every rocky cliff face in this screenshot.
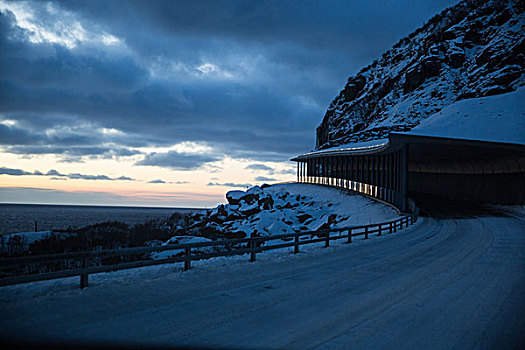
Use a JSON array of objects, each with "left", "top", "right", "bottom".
[{"left": 316, "top": 0, "right": 525, "bottom": 149}]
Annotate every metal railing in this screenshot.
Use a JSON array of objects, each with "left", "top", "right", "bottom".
[{"left": 0, "top": 210, "right": 418, "bottom": 289}]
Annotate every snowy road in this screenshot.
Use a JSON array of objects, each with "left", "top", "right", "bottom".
[{"left": 1, "top": 202, "right": 524, "bottom": 349}]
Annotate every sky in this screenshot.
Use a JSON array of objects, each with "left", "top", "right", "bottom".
[{"left": 0, "top": 0, "right": 456, "bottom": 208}]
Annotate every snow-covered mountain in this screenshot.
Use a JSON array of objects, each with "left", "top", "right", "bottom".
[{"left": 316, "top": 0, "right": 524, "bottom": 150}]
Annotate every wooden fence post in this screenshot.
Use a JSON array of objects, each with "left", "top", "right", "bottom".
[
  {"left": 250, "top": 238, "right": 256, "bottom": 262},
  {"left": 394, "top": 221, "right": 397, "bottom": 233},
  {"left": 389, "top": 222, "right": 393, "bottom": 234},
  {"left": 184, "top": 247, "right": 191, "bottom": 271},
  {"left": 80, "top": 257, "right": 88, "bottom": 289},
  {"left": 378, "top": 224, "right": 382, "bottom": 236},
  {"left": 364, "top": 226, "right": 369, "bottom": 239},
  {"left": 325, "top": 231, "right": 330, "bottom": 248},
  {"left": 294, "top": 235, "right": 299, "bottom": 254},
  {"left": 347, "top": 229, "right": 352, "bottom": 243}
]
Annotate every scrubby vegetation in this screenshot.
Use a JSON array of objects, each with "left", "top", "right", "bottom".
[{"left": 0, "top": 211, "right": 199, "bottom": 258}]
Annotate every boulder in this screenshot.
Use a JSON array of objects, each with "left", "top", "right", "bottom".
[
  {"left": 224, "top": 230, "right": 247, "bottom": 239},
  {"left": 239, "top": 201, "right": 261, "bottom": 216},
  {"left": 342, "top": 75, "right": 367, "bottom": 100},
  {"left": 209, "top": 204, "right": 229, "bottom": 223},
  {"left": 240, "top": 193, "right": 259, "bottom": 204},
  {"left": 225, "top": 209, "right": 243, "bottom": 221},
  {"left": 204, "top": 221, "right": 224, "bottom": 234},
  {"left": 486, "top": 65, "right": 522, "bottom": 87},
  {"left": 447, "top": 50, "right": 465, "bottom": 68},
  {"left": 494, "top": 8, "right": 512, "bottom": 26},
  {"left": 476, "top": 47, "right": 497, "bottom": 67},
  {"left": 422, "top": 56, "right": 442, "bottom": 77},
  {"left": 258, "top": 195, "right": 274, "bottom": 210},
  {"left": 480, "top": 85, "right": 513, "bottom": 97},
  {"left": 328, "top": 214, "right": 338, "bottom": 224},
  {"left": 297, "top": 213, "right": 313, "bottom": 224},
  {"left": 226, "top": 190, "right": 246, "bottom": 205},
  {"left": 226, "top": 189, "right": 259, "bottom": 205},
  {"left": 282, "top": 202, "right": 298, "bottom": 209},
  {"left": 404, "top": 64, "right": 425, "bottom": 93},
  {"left": 442, "top": 29, "right": 457, "bottom": 41}
]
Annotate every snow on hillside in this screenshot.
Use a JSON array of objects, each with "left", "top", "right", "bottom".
[
  {"left": 406, "top": 86, "right": 525, "bottom": 144},
  {"left": 153, "top": 183, "right": 400, "bottom": 259},
  {"left": 219, "top": 183, "right": 399, "bottom": 235},
  {"left": 316, "top": 0, "right": 524, "bottom": 149}
]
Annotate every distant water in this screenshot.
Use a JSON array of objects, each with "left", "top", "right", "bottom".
[{"left": 0, "top": 203, "right": 204, "bottom": 235}]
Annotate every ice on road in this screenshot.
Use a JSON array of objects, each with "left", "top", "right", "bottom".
[{"left": 1, "top": 206, "right": 524, "bottom": 349}]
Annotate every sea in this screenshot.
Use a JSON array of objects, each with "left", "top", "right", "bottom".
[{"left": 0, "top": 203, "right": 204, "bottom": 235}]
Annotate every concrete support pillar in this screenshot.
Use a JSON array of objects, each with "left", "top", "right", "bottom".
[
  {"left": 371, "top": 156, "right": 375, "bottom": 186},
  {"left": 358, "top": 156, "right": 363, "bottom": 184},
  {"left": 393, "top": 152, "right": 398, "bottom": 192},
  {"left": 364, "top": 156, "right": 369, "bottom": 185},
  {"left": 379, "top": 155, "right": 386, "bottom": 188},
  {"left": 329, "top": 157, "right": 332, "bottom": 185},
  {"left": 374, "top": 156, "right": 379, "bottom": 186},
  {"left": 399, "top": 145, "right": 409, "bottom": 212},
  {"left": 345, "top": 156, "right": 349, "bottom": 188},
  {"left": 322, "top": 157, "right": 324, "bottom": 184}
]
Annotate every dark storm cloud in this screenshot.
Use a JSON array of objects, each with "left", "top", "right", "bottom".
[
  {"left": 207, "top": 182, "right": 252, "bottom": 188},
  {"left": 0, "top": 124, "right": 43, "bottom": 145},
  {"left": 148, "top": 179, "right": 166, "bottom": 184},
  {"left": 0, "top": 0, "right": 457, "bottom": 163},
  {"left": 278, "top": 168, "right": 297, "bottom": 175},
  {"left": 136, "top": 151, "right": 222, "bottom": 170},
  {"left": 0, "top": 167, "right": 33, "bottom": 176},
  {"left": 245, "top": 164, "right": 274, "bottom": 172},
  {"left": 0, "top": 166, "right": 135, "bottom": 181},
  {"left": 254, "top": 176, "right": 277, "bottom": 182},
  {"left": 4, "top": 145, "right": 141, "bottom": 158}
]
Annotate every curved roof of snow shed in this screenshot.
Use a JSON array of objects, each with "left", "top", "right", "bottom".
[{"left": 292, "top": 133, "right": 525, "bottom": 173}]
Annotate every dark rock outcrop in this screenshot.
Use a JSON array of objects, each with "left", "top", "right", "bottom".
[{"left": 315, "top": 0, "right": 524, "bottom": 150}]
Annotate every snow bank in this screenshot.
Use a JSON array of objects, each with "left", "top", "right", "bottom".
[
  {"left": 314, "top": 139, "right": 388, "bottom": 153},
  {"left": 172, "top": 183, "right": 400, "bottom": 244},
  {"left": 151, "top": 236, "right": 218, "bottom": 260},
  {"left": 406, "top": 87, "right": 525, "bottom": 144}
]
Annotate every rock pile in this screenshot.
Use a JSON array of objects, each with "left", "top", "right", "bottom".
[{"left": 166, "top": 185, "right": 353, "bottom": 242}]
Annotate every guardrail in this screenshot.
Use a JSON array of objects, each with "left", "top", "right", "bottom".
[{"left": 0, "top": 211, "right": 418, "bottom": 289}]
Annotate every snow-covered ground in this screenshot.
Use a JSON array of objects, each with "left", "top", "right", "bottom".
[
  {"left": 247, "top": 183, "right": 399, "bottom": 231},
  {"left": 1, "top": 205, "right": 524, "bottom": 349},
  {"left": 170, "top": 183, "right": 400, "bottom": 239},
  {"left": 152, "top": 183, "right": 400, "bottom": 259},
  {"left": 405, "top": 87, "right": 525, "bottom": 144}
]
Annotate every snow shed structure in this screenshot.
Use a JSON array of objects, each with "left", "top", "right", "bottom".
[{"left": 291, "top": 133, "right": 525, "bottom": 211}]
